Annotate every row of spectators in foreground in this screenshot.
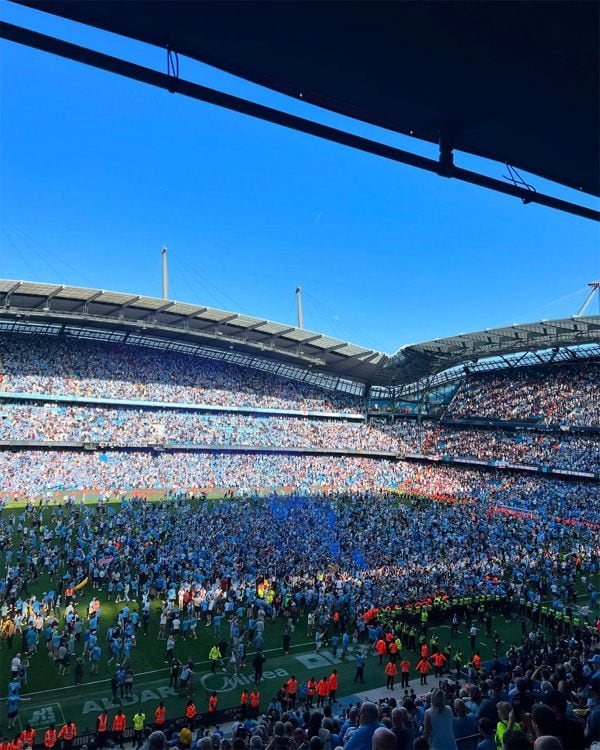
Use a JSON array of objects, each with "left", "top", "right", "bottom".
[
  {"left": 0, "top": 335, "right": 362, "bottom": 414},
  {"left": 0, "top": 403, "right": 422, "bottom": 452},
  {"left": 447, "top": 363, "right": 600, "bottom": 426}
]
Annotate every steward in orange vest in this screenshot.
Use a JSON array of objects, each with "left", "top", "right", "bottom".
[
  {"left": 185, "top": 701, "right": 197, "bottom": 721},
  {"left": 43, "top": 727, "right": 57, "bottom": 750},
  {"left": 416, "top": 658, "right": 431, "bottom": 686},
  {"left": 207, "top": 693, "right": 218, "bottom": 727},
  {"left": 239, "top": 689, "right": 248, "bottom": 718},
  {"left": 384, "top": 660, "right": 397, "bottom": 690},
  {"left": 20, "top": 727, "right": 36, "bottom": 747},
  {"left": 327, "top": 670, "right": 338, "bottom": 704},
  {"left": 375, "top": 639, "right": 387, "bottom": 665},
  {"left": 154, "top": 702, "right": 166, "bottom": 729},
  {"left": 316, "top": 677, "right": 329, "bottom": 707},
  {"left": 112, "top": 711, "right": 126, "bottom": 750},
  {"left": 432, "top": 652, "right": 448, "bottom": 677},
  {"left": 112, "top": 712, "right": 126, "bottom": 731},
  {"left": 58, "top": 722, "right": 77, "bottom": 749},
  {"left": 285, "top": 676, "right": 298, "bottom": 707},
  {"left": 249, "top": 689, "right": 260, "bottom": 718},
  {"left": 306, "top": 678, "right": 317, "bottom": 707},
  {"left": 96, "top": 711, "right": 108, "bottom": 732},
  {"left": 96, "top": 712, "right": 108, "bottom": 748}
]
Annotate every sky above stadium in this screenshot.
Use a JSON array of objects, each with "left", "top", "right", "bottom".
[{"left": 1, "top": 2, "right": 599, "bottom": 354}]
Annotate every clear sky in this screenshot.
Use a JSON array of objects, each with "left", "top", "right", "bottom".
[{"left": 1, "top": 1, "right": 599, "bottom": 354}]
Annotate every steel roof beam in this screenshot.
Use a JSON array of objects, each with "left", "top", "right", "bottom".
[
  {"left": 139, "top": 300, "right": 176, "bottom": 320},
  {"left": 34, "top": 285, "right": 64, "bottom": 309},
  {"left": 1, "top": 21, "right": 597, "bottom": 222},
  {"left": 2, "top": 281, "right": 22, "bottom": 306},
  {"left": 70, "top": 289, "right": 103, "bottom": 312}
]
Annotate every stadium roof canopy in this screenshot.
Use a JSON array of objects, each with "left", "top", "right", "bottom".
[
  {"left": 376, "top": 317, "right": 600, "bottom": 387},
  {"left": 1, "top": 280, "right": 599, "bottom": 389},
  {"left": 0, "top": 280, "right": 387, "bottom": 383},
  {"left": 5, "top": 1, "right": 600, "bottom": 219}
]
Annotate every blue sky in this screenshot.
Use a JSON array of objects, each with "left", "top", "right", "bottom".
[{"left": 1, "top": 2, "right": 599, "bottom": 354}]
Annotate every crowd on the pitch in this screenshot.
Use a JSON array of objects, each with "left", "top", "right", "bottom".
[
  {"left": 2, "top": 492, "right": 598, "bottom": 623},
  {"left": 0, "top": 492, "right": 599, "bottom": 750},
  {"left": 399, "top": 467, "right": 502, "bottom": 502},
  {"left": 447, "top": 364, "right": 600, "bottom": 426},
  {"left": 0, "top": 452, "right": 412, "bottom": 494}
]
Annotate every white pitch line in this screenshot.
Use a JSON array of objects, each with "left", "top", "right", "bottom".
[{"left": 13, "top": 640, "right": 319, "bottom": 700}]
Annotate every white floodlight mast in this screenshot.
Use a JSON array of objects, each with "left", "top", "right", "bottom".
[
  {"left": 296, "top": 285, "right": 303, "bottom": 329},
  {"left": 162, "top": 246, "right": 169, "bottom": 300}
]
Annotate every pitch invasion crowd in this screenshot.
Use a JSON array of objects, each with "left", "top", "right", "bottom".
[
  {"left": 447, "top": 364, "right": 600, "bottom": 427},
  {"left": 1, "top": 492, "right": 597, "bottom": 617},
  {"left": 0, "top": 493, "right": 599, "bottom": 750},
  {"left": 0, "top": 453, "right": 412, "bottom": 495},
  {"left": 399, "top": 468, "right": 504, "bottom": 502},
  {"left": 491, "top": 479, "right": 600, "bottom": 526}
]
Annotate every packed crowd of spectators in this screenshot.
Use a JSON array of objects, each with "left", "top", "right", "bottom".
[
  {"left": 0, "top": 451, "right": 413, "bottom": 494},
  {"left": 491, "top": 477, "right": 600, "bottom": 526},
  {"left": 0, "top": 403, "right": 425, "bottom": 453},
  {"left": 402, "top": 466, "right": 600, "bottom": 525},
  {"left": 428, "top": 428, "right": 600, "bottom": 473},
  {"left": 0, "top": 335, "right": 362, "bottom": 414},
  {"left": 398, "top": 466, "right": 504, "bottom": 502},
  {"left": 149, "top": 633, "right": 600, "bottom": 750},
  {"left": 1, "top": 490, "right": 599, "bottom": 749},
  {"left": 447, "top": 363, "right": 600, "bottom": 426},
  {"left": 2, "top": 491, "right": 597, "bottom": 619}
]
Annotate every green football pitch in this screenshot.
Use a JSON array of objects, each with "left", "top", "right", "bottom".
[{"left": 0, "top": 498, "right": 596, "bottom": 736}]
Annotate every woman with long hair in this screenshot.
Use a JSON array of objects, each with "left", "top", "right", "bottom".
[{"left": 423, "top": 689, "right": 457, "bottom": 750}]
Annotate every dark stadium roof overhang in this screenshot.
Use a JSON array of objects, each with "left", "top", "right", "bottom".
[
  {"left": 374, "top": 319, "right": 600, "bottom": 388},
  {"left": 1, "top": 280, "right": 599, "bottom": 392},
  {"left": 3, "top": 1, "right": 599, "bottom": 220}
]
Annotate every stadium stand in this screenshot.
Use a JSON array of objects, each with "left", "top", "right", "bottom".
[
  {"left": 0, "top": 403, "right": 423, "bottom": 453},
  {"left": 0, "top": 335, "right": 363, "bottom": 414},
  {"left": 0, "top": 320, "right": 598, "bottom": 750},
  {"left": 446, "top": 363, "right": 600, "bottom": 426},
  {"left": 424, "top": 427, "right": 600, "bottom": 473}
]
